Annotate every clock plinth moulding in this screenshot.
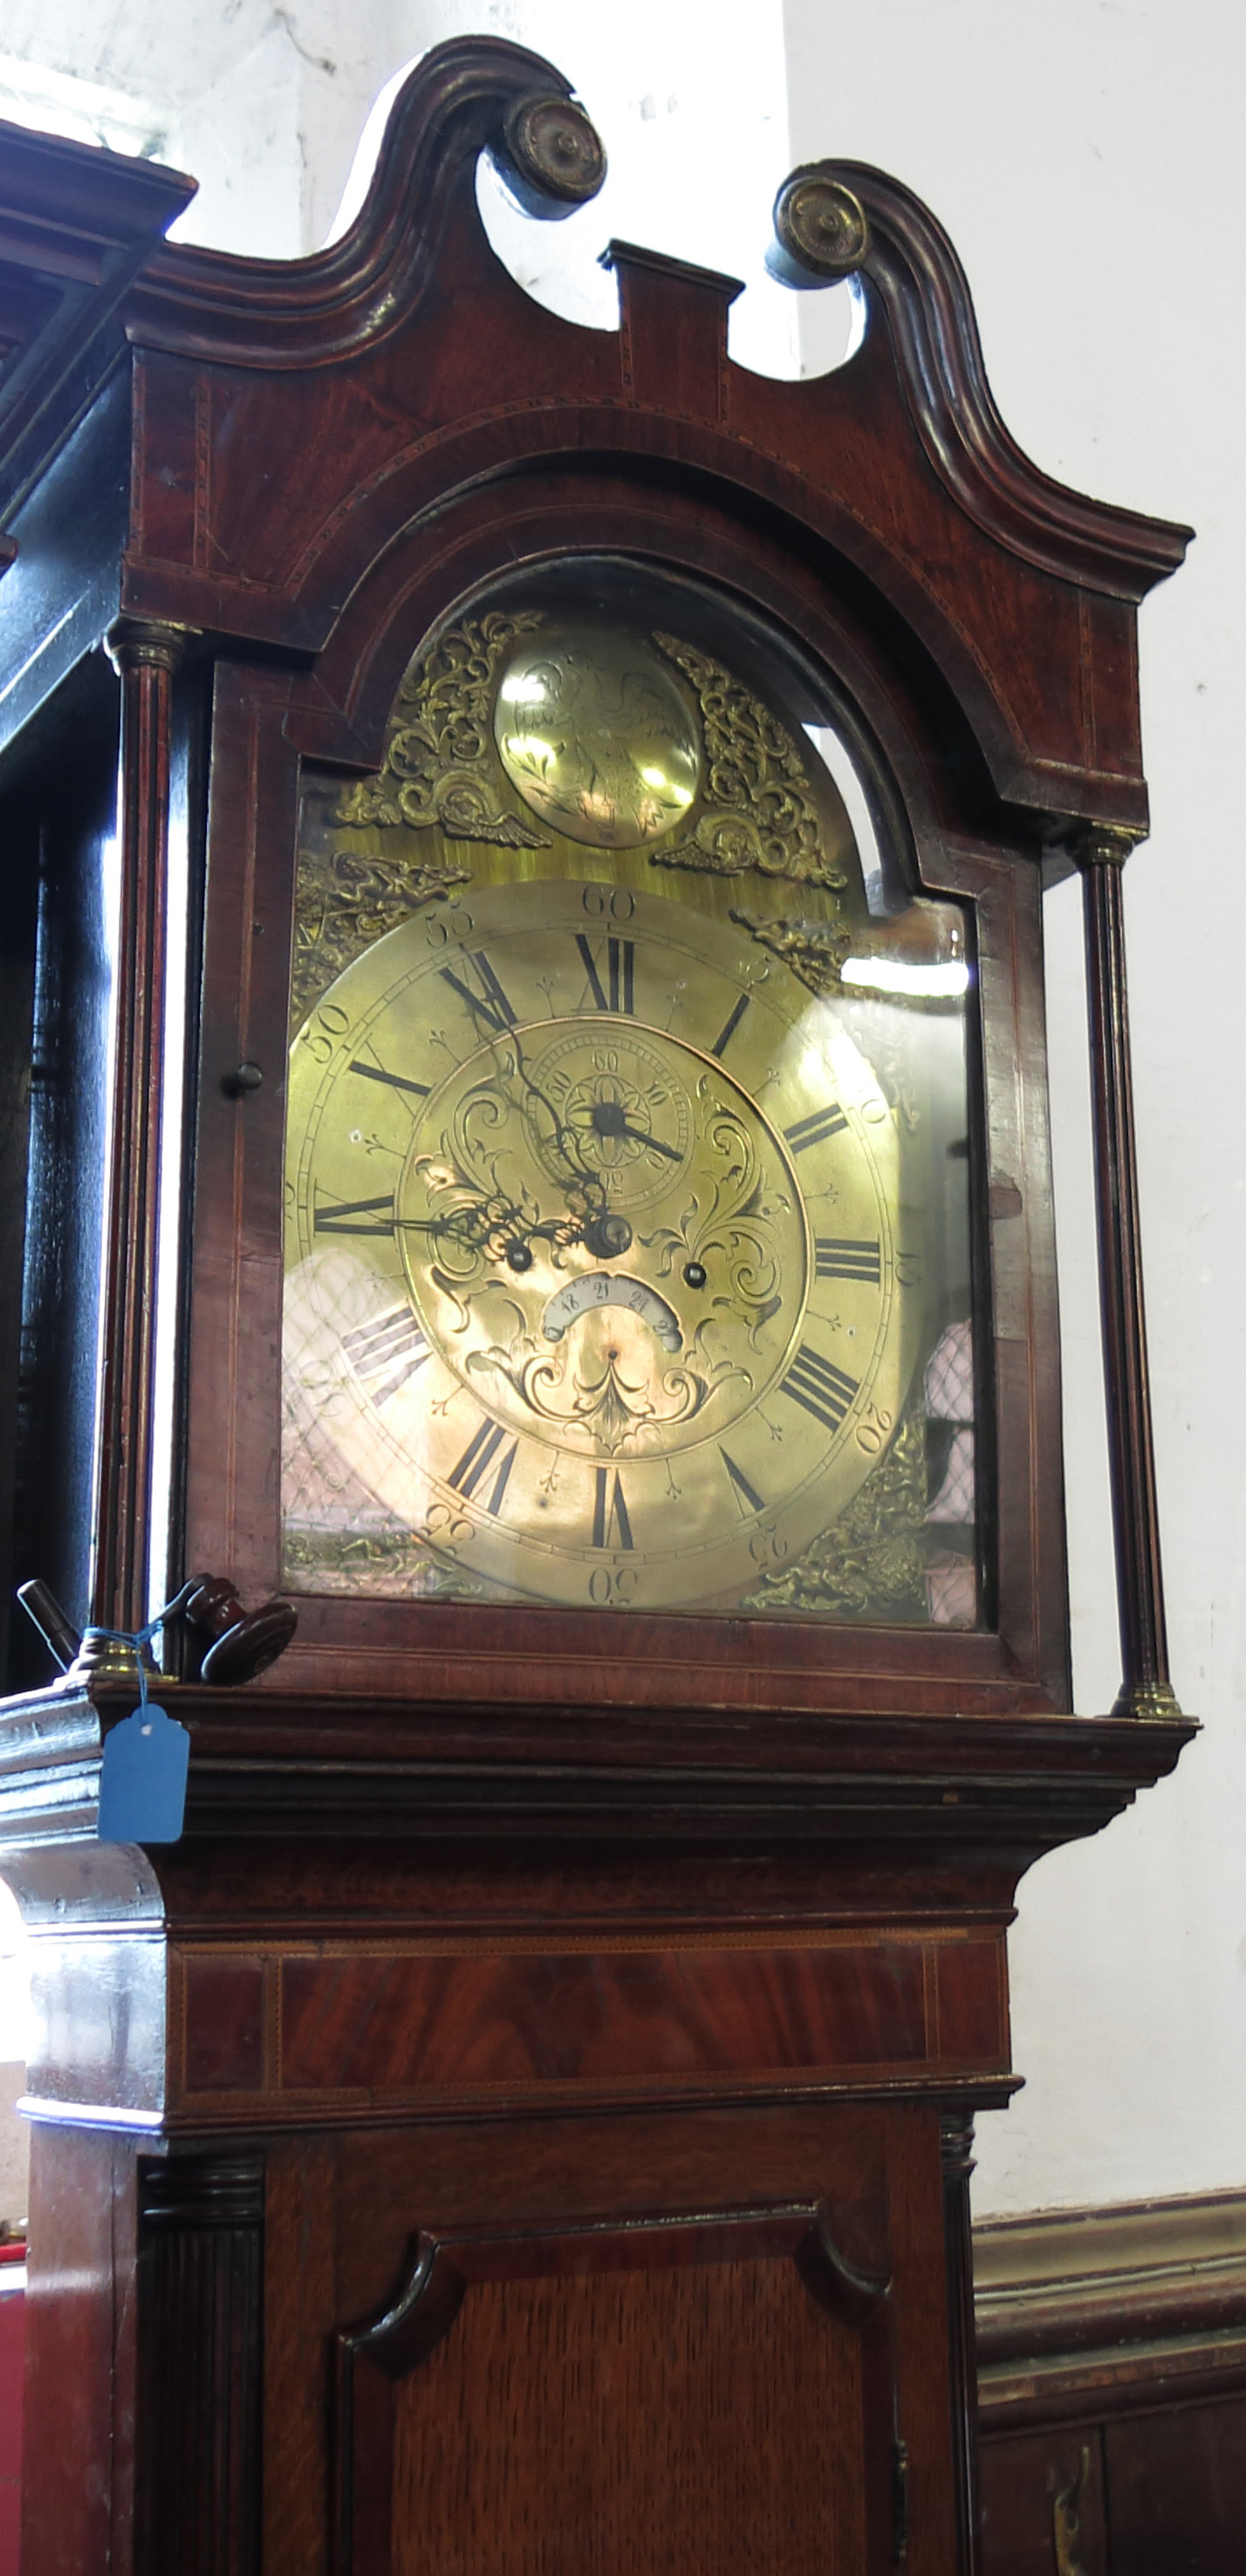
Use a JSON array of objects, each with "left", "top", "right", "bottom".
[{"left": 0, "top": 42, "right": 1192, "bottom": 2576}]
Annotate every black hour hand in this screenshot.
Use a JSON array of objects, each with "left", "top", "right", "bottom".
[{"left": 589, "top": 1100, "right": 681, "bottom": 1162}]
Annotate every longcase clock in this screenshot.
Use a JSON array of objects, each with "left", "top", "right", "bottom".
[{"left": 0, "top": 44, "right": 1194, "bottom": 2576}]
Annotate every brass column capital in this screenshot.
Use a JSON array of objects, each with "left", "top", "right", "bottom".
[
  {"left": 105, "top": 615, "right": 198, "bottom": 679},
  {"left": 1069, "top": 819, "right": 1146, "bottom": 872}
]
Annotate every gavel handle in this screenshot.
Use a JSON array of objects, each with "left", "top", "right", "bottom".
[{"left": 16, "top": 1581, "right": 83, "bottom": 1673}]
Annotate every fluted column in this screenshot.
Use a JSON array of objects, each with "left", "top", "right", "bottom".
[
  {"left": 92, "top": 618, "right": 191, "bottom": 1634},
  {"left": 941, "top": 2111, "right": 981, "bottom": 2576},
  {"left": 1073, "top": 824, "right": 1181, "bottom": 1722},
  {"left": 136, "top": 2153, "right": 264, "bottom": 2576}
]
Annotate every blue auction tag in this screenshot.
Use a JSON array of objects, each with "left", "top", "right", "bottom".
[{"left": 97, "top": 1705, "right": 189, "bottom": 1844}]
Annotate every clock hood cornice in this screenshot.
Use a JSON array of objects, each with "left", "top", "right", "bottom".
[
  {"left": 127, "top": 69, "right": 1193, "bottom": 614},
  {"left": 0, "top": 38, "right": 1193, "bottom": 831}
]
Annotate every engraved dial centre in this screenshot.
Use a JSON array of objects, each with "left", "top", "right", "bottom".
[{"left": 394, "top": 1011, "right": 808, "bottom": 1463}]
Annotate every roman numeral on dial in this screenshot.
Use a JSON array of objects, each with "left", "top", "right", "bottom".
[
  {"left": 592, "top": 1468, "right": 633, "bottom": 1551},
  {"left": 341, "top": 1305, "right": 431, "bottom": 1400},
  {"left": 439, "top": 952, "right": 517, "bottom": 1036},
  {"left": 710, "top": 993, "right": 750, "bottom": 1059},
  {"left": 720, "top": 1448, "right": 764, "bottom": 1516},
  {"left": 814, "top": 1237, "right": 881, "bottom": 1284},
  {"left": 313, "top": 1192, "right": 394, "bottom": 1237},
  {"left": 779, "top": 1344, "right": 860, "bottom": 1435},
  {"left": 784, "top": 1103, "right": 849, "bottom": 1154},
  {"left": 576, "top": 933, "right": 635, "bottom": 1015},
  {"left": 447, "top": 1419, "right": 519, "bottom": 1515}
]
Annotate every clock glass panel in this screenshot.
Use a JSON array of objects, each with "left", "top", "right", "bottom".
[{"left": 281, "top": 564, "right": 984, "bottom": 1627}]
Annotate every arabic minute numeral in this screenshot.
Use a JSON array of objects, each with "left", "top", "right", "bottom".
[
  {"left": 301, "top": 1002, "right": 350, "bottom": 1065},
  {"left": 855, "top": 1403, "right": 894, "bottom": 1457},
  {"left": 423, "top": 907, "right": 475, "bottom": 949},
  {"left": 588, "top": 1565, "right": 638, "bottom": 1605},
  {"left": 779, "top": 1344, "right": 860, "bottom": 1435},
  {"left": 580, "top": 884, "right": 636, "bottom": 922}
]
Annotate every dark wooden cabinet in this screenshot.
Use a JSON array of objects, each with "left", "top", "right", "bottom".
[
  {"left": 976, "top": 2192, "right": 1246, "bottom": 2575},
  {"left": 0, "top": 39, "right": 1194, "bottom": 2574}
]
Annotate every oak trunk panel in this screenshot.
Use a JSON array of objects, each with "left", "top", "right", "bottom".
[
  {"left": 329, "top": 2105, "right": 895, "bottom": 2327},
  {"left": 391, "top": 2262, "right": 869, "bottom": 2576}
]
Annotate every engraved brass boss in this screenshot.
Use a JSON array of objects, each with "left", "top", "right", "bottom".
[{"left": 494, "top": 626, "right": 701, "bottom": 848}]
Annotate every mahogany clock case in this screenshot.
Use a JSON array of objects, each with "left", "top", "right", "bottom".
[
  {"left": 0, "top": 49, "right": 1199, "bottom": 2576},
  {"left": 219, "top": 510, "right": 1051, "bottom": 1723},
  {"left": 174, "top": 291, "right": 1065, "bottom": 1723},
  {"left": 0, "top": 39, "right": 1193, "bottom": 1742}
]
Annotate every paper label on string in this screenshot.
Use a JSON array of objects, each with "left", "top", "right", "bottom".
[{"left": 96, "top": 1706, "right": 189, "bottom": 1844}]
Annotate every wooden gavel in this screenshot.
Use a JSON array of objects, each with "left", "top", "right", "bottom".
[
  {"left": 168, "top": 1576, "right": 298, "bottom": 1684},
  {"left": 17, "top": 1575, "right": 297, "bottom": 1687}
]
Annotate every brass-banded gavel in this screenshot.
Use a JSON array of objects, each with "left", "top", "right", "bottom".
[{"left": 17, "top": 1575, "right": 297, "bottom": 1688}]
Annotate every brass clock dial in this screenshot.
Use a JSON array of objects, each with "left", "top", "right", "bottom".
[
  {"left": 284, "top": 880, "right": 920, "bottom": 1612},
  {"left": 283, "top": 580, "right": 981, "bottom": 1627}
]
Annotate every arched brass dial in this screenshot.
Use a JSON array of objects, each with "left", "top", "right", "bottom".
[{"left": 284, "top": 880, "right": 921, "bottom": 1610}]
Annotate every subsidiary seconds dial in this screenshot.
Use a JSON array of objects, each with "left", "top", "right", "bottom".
[{"left": 284, "top": 880, "right": 920, "bottom": 1610}]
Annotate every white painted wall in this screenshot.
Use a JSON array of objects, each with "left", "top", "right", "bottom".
[
  {"left": 1, "top": 0, "right": 1241, "bottom": 2218},
  {"left": 781, "top": 0, "right": 1246, "bottom": 2219}
]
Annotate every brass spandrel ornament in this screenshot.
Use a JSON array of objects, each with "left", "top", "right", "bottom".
[
  {"left": 729, "top": 911, "right": 852, "bottom": 996},
  {"left": 282, "top": 574, "right": 982, "bottom": 1625},
  {"left": 740, "top": 1403, "right": 931, "bottom": 1624},
  {"left": 289, "top": 808, "right": 470, "bottom": 1031},
  {"left": 649, "top": 632, "right": 849, "bottom": 889},
  {"left": 339, "top": 612, "right": 551, "bottom": 846}
]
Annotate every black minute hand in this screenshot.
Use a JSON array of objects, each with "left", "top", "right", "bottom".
[{"left": 614, "top": 1120, "right": 682, "bottom": 1162}]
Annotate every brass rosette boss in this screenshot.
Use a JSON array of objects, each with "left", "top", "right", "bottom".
[
  {"left": 495, "top": 92, "right": 606, "bottom": 219},
  {"left": 768, "top": 164, "right": 870, "bottom": 289}
]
